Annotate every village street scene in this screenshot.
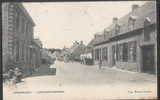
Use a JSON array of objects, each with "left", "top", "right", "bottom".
[{"left": 2, "top": 1, "right": 157, "bottom": 100}]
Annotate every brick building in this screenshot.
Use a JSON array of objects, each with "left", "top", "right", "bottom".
[
  {"left": 93, "top": 1, "right": 157, "bottom": 74},
  {"left": 2, "top": 3, "right": 41, "bottom": 75}
]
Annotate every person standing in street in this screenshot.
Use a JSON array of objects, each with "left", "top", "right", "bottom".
[{"left": 14, "top": 67, "right": 22, "bottom": 83}]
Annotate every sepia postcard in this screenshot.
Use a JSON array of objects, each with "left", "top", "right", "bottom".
[{"left": 2, "top": 0, "right": 157, "bottom": 100}]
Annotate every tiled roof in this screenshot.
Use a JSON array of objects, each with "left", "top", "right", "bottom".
[
  {"left": 118, "top": 1, "right": 156, "bottom": 34},
  {"left": 81, "top": 34, "right": 106, "bottom": 54},
  {"left": 87, "top": 39, "right": 95, "bottom": 47},
  {"left": 88, "top": 32, "right": 109, "bottom": 47},
  {"left": 94, "top": 1, "right": 156, "bottom": 45}
]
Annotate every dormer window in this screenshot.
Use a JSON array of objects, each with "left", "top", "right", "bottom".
[
  {"left": 112, "top": 17, "right": 120, "bottom": 35},
  {"left": 15, "top": 8, "right": 20, "bottom": 31},
  {"left": 104, "top": 28, "right": 110, "bottom": 34},
  {"left": 144, "top": 17, "right": 151, "bottom": 41},
  {"left": 103, "top": 28, "right": 110, "bottom": 39},
  {"left": 115, "top": 24, "right": 121, "bottom": 34},
  {"left": 128, "top": 15, "right": 137, "bottom": 31},
  {"left": 144, "top": 17, "right": 151, "bottom": 26}
]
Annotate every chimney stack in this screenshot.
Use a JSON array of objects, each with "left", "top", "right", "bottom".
[
  {"left": 94, "top": 33, "right": 101, "bottom": 38},
  {"left": 132, "top": 4, "right": 139, "bottom": 14},
  {"left": 104, "top": 28, "right": 110, "bottom": 34},
  {"left": 80, "top": 41, "right": 83, "bottom": 45},
  {"left": 112, "top": 17, "right": 118, "bottom": 25}
]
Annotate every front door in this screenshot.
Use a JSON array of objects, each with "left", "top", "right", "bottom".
[{"left": 141, "top": 45, "right": 155, "bottom": 74}]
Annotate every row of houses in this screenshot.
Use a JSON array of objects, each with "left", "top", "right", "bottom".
[
  {"left": 2, "top": 3, "right": 43, "bottom": 75},
  {"left": 80, "top": 1, "right": 157, "bottom": 74},
  {"left": 53, "top": 41, "right": 86, "bottom": 62}
]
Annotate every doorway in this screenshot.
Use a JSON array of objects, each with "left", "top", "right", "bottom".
[{"left": 141, "top": 45, "right": 155, "bottom": 74}]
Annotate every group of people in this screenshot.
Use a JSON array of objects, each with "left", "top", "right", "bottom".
[
  {"left": 80, "top": 57, "right": 94, "bottom": 65},
  {"left": 3, "top": 67, "right": 23, "bottom": 84}
]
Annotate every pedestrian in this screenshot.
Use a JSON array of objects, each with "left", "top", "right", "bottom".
[
  {"left": 14, "top": 67, "right": 22, "bottom": 83},
  {"left": 98, "top": 59, "right": 102, "bottom": 70},
  {"left": 8, "top": 69, "right": 14, "bottom": 79}
]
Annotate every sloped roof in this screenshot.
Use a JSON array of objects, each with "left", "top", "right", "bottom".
[
  {"left": 81, "top": 34, "right": 105, "bottom": 54},
  {"left": 87, "top": 38, "right": 95, "bottom": 47},
  {"left": 95, "top": 1, "right": 156, "bottom": 45},
  {"left": 118, "top": 1, "right": 156, "bottom": 34},
  {"left": 87, "top": 33, "right": 107, "bottom": 47}
]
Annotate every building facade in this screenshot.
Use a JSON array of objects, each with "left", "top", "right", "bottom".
[
  {"left": 30, "top": 39, "right": 43, "bottom": 72},
  {"left": 93, "top": 1, "right": 157, "bottom": 74},
  {"left": 69, "top": 41, "right": 86, "bottom": 61},
  {"left": 80, "top": 37, "right": 100, "bottom": 64},
  {"left": 2, "top": 3, "right": 41, "bottom": 75}
]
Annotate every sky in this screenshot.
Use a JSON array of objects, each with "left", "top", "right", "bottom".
[{"left": 23, "top": 1, "right": 146, "bottom": 49}]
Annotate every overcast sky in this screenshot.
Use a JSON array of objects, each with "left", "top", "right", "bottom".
[{"left": 23, "top": 1, "right": 146, "bottom": 49}]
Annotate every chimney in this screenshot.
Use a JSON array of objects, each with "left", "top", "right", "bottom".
[
  {"left": 112, "top": 17, "right": 118, "bottom": 25},
  {"left": 94, "top": 33, "right": 101, "bottom": 38},
  {"left": 132, "top": 4, "right": 139, "bottom": 14},
  {"left": 104, "top": 28, "right": 110, "bottom": 34},
  {"left": 94, "top": 34, "right": 98, "bottom": 38},
  {"left": 80, "top": 41, "right": 83, "bottom": 45}
]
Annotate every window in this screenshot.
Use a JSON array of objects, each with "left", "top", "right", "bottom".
[
  {"left": 29, "top": 48, "right": 32, "bottom": 64},
  {"left": 117, "top": 41, "right": 136, "bottom": 62},
  {"left": 117, "top": 44, "right": 123, "bottom": 61},
  {"left": 22, "top": 44, "right": 24, "bottom": 61},
  {"left": 26, "top": 48, "right": 29, "bottom": 63},
  {"left": 16, "top": 41, "right": 19, "bottom": 61},
  {"left": 102, "top": 47, "right": 108, "bottom": 61},
  {"left": 144, "top": 28, "right": 151, "bottom": 41},
  {"left": 128, "top": 41, "right": 137, "bottom": 62},
  {"left": 94, "top": 49, "right": 96, "bottom": 60},
  {"left": 26, "top": 23, "right": 30, "bottom": 39},
  {"left": 15, "top": 8, "right": 20, "bottom": 31},
  {"left": 94, "top": 49, "right": 98, "bottom": 60},
  {"left": 27, "top": 23, "right": 33, "bottom": 39},
  {"left": 128, "top": 16, "right": 137, "bottom": 31},
  {"left": 30, "top": 26, "right": 33, "bottom": 39},
  {"left": 95, "top": 48, "right": 101, "bottom": 60},
  {"left": 144, "top": 18, "right": 152, "bottom": 41},
  {"left": 21, "top": 17, "right": 25, "bottom": 33},
  {"left": 116, "top": 44, "right": 119, "bottom": 61},
  {"left": 115, "top": 24, "right": 120, "bottom": 34},
  {"left": 117, "top": 43, "right": 129, "bottom": 62},
  {"left": 128, "top": 20, "right": 134, "bottom": 31},
  {"left": 24, "top": 20, "right": 27, "bottom": 34},
  {"left": 123, "top": 43, "right": 128, "bottom": 62},
  {"left": 99, "top": 48, "right": 102, "bottom": 60}
]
